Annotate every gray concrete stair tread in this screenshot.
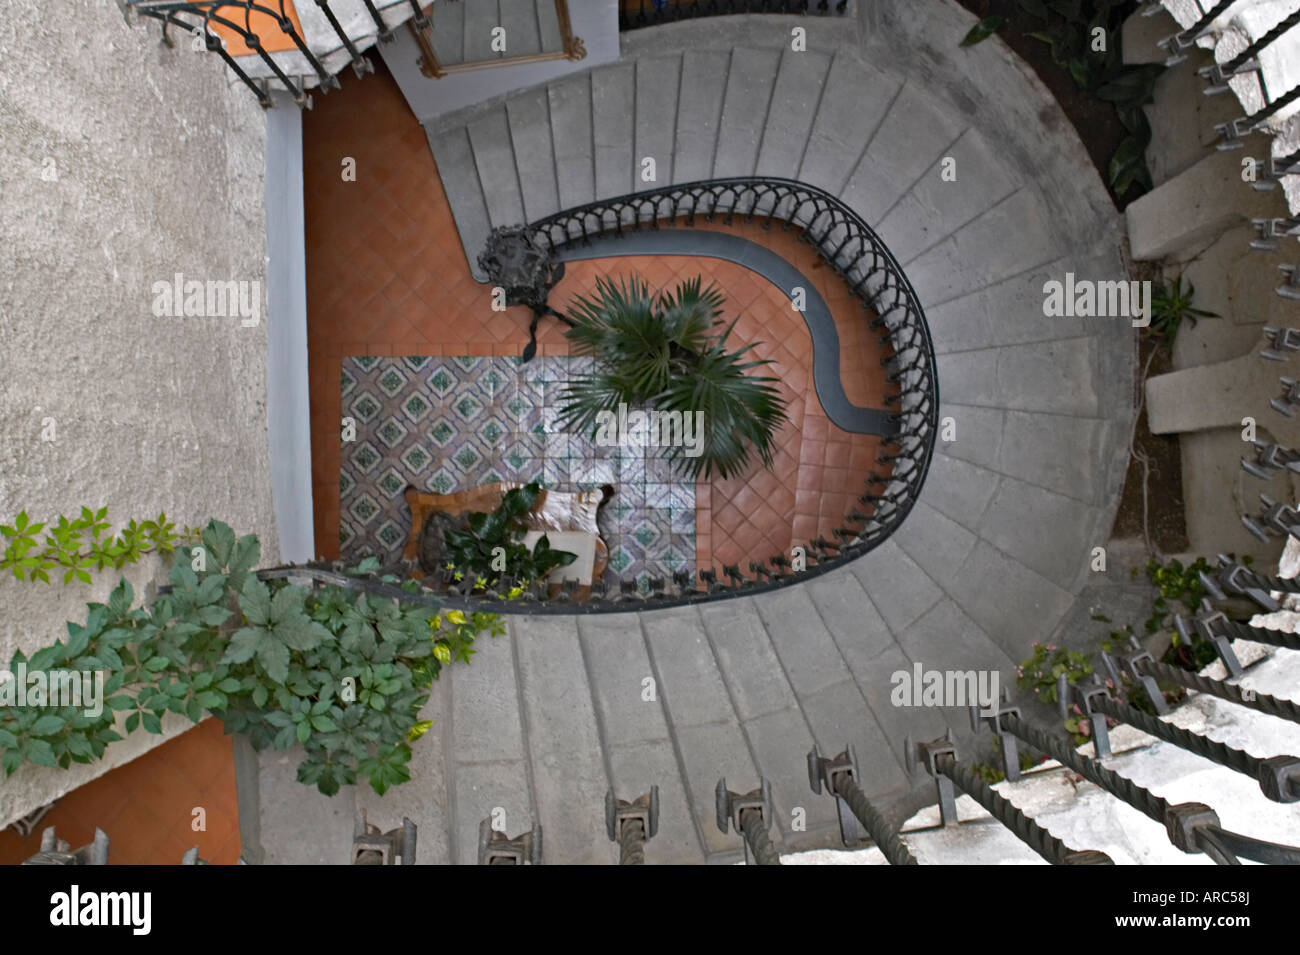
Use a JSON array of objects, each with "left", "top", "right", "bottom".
[
  {"left": 673, "top": 49, "right": 730, "bottom": 184},
  {"left": 498, "top": 0, "right": 544, "bottom": 59},
  {"left": 445, "top": 631, "right": 531, "bottom": 865},
  {"left": 424, "top": 126, "right": 492, "bottom": 281},
  {"left": 467, "top": 109, "right": 527, "bottom": 229},
  {"left": 797, "top": 51, "right": 902, "bottom": 193},
  {"left": 506, "top": 88, "right": 561, "bottom": 223},
  {"left": 510, "top": 615, "right": 609, "bottom": 864},
  {"left": 464, "top": 0, "right": 501, "bottom": 63},
  {"left": 713, "top": 46, "right": 782, "bottom": 178},
  {"left": 430, "top": 0, "right": 465, "bottom": 65},
  {"left": 548, "top": 74, "right": 596, "bottom": 211},
  {"left": 755, "top": 49, "right": 832, "bottom": 179},
  {"left": 634, "top": 53, "right": 682, "bottom": 192},
  {"left": 904, "top": 189, "right": 1061, "bottom": 303},
  {"left": 875, "top": 126, "right": 1019, "bottom": 265},
  {"left": 838, "top": 82, "right": 967, "bottom": 226},
  {"left": 592, "top": 62, "right": 637, "bottom": 201}
]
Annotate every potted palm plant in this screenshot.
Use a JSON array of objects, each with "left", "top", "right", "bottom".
[{"left": 558, "top": 275, "right": 789, "bottom": 481}]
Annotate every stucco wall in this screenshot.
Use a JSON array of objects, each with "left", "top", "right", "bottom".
[{"left": 0, "top": 1, "right": 276, "bottom": 826}]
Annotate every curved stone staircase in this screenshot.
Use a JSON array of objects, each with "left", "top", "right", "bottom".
[{"left": 247, "top": 5, "right": 1139, "bottom": 864}]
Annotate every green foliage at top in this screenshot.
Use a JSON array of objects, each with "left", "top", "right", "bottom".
[
  {"left": 0, "top": 507, "right": 201, "bottom": 585},
  {"left": 1148, "top": 275, "right": 1219, "bottom": 346},
  {"left": 559, "top": 275, "right": 790, "bottom": 481},
  {"left": 442, "top": 482, "right": 577, "bottom": 591},
  {"left": 960, "top": 0, "right": 1166, "bottom": 199},
  {"left": 0, "top": 520, "right": 503, "bottom": 797}
]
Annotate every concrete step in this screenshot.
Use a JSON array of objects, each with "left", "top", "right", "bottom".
[
  {"left": 634, "top": 53, "right": 683, "bottom": 192},
  {"left": 668, "top": 50, "right": 727, "bottom": 185},
  {"left": 712, "top": 46, "right": 782, "bottom": 178},
  {"left": 444, "top": 625, "right": 533, "bottom": 865},
  {"left": 755, "top": 48, "right": 831, "bottom": 178},
  {"left": 638, "top": 605, "right": 761, "bottom": 860},
  {"left": 430, "top": 0, "right": 465, "bottom": 65},
  {"left": 592, "top": 62, "right": 637, "bottom": 203},
  {"left": 464, "top": 0, "right": 500, "bottom": 63},
  {"left": 506, "top": 87, "right": 562, "bottom": 223},
  {"left": 576, "top": 613, "right": 703, "bottom": 864},
  {"left": 510, "top": 615, "right": 609, "bottom": 864},
  {"left": 548, "top": 73, "right": 596, "bottom": 211}
]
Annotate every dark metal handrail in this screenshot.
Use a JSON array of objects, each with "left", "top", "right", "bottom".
[
  {"left": 125, "top": 0, "right": 387, "bottom": 106},
  {"left": 427, "top": 176, "right": 937, "bottom": 612}
]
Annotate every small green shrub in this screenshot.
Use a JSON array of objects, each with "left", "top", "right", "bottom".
[
  {"left": 1148, "top": 275, "right": 1218, "bottom": 346},
  {"left": 1015, "top": 641, "right": 1093, "bottom": 704},
  {"left": 442, "top": 483, "right": 576, "bottom": 591}
]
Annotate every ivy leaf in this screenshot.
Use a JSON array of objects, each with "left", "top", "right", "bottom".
[
  {"left": 238, "top": 576, "right": 273, "bottom": 627},
  {"left": 310, "top": 714, "right": 337, "bottom": 733},
  {"left": 257, "top": 640, "right": 290, "bottom": 685},
  {"left": 107, "top": 579, "right": 134, "bottom": 617},
  {"left": 222, "top": 627, "right": 262, "bottom": 666},
  {"left": 228, "top": 534, "right": 260, "bottom": 592},
  {"left": 202, "top": 520, "right": 237, "bottom": 569},
  {"left": 195, "top": 691, "right": 226, "bottom": 710},
  {"left": 961, "top": 15, "right": 1004, "bottom": 47},
  {"left": 31, "top": 714, "right": 67, "bottom": 736},
  {"left": 26, "top": 739, "right": 57, "bottom": 767},
  {"left": 277, "top": 614, "right": 328, "bottom": 653}
]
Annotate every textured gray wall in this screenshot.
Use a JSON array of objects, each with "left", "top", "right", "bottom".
[{"left": 0, "top": 0, "right": 276, "bottom": 825}]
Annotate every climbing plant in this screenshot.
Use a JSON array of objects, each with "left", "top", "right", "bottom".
[
  {"left": 0, "top": 520, "right": 501, "bottom": 796},
  {"left": 1, "top": 507, "right": 201, "bottom": 585}
]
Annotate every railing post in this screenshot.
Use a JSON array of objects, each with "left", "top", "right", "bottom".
[
  {"left": 606, "top": 787, "right": 659, "bottom": 865},
  {"left": 905, "top": 731, "right": 1112, "bottom": 864},
  {"left": 22, "top": 827, "right": 110, "bottom": 865},
  {"left": 808, "top": 744, "right": 919, "bottom": 864},
  {"left": 715, "top": 778, "right": 780, "bottom": 865},
  {"left": 352, "top": 810, "right": 417, "bottom": 864},
  {"left": 478, "top": 817, "right": 543, "bottom": 865}
]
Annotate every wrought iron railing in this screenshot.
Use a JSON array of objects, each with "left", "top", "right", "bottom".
[
  {"left": 1153, "top": 0, "right": 1300, "bottom": 284},
  {"left": 619, "top": 0, "right": 848, "bottom": 31},
  {"left": 423, "top": 176, "right": 935, "bottom": 612},
  {"left": 122, "top": 1, "right": 424, "bottom": 106}
]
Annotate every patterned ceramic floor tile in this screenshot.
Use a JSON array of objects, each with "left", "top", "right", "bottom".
[{"left": 341, "top": 355, "right": 696, "bottom": 586}]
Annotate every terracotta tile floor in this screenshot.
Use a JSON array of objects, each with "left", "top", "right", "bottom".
[
  {"left": 0, "top": 719, "right": 240, "bottom": 865},
  {"left": 304, "top": 59, "right": 897, "bottom": 578}
]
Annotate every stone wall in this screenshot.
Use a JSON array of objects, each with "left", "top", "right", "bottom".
[{"left": 0, "top": 0, "right": 276, "bottom": 825}]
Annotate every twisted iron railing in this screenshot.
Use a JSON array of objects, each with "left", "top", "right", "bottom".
[
  {"left": 412, "top": 176, "right": 937, "bottom": 612},
  {"left": 122, "top": 1, "right": 420, "bottom": 106},
  {"left": 619, "top": 0, "right": 847, "bottom": 31},
  {"left": 1152, "top": 1, "right": 1300, "bottom": 286}
]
